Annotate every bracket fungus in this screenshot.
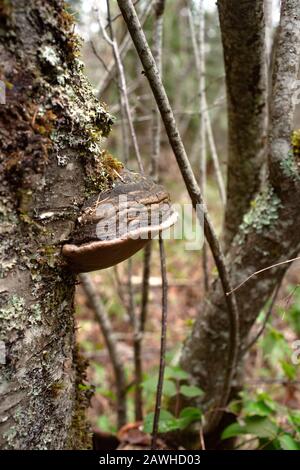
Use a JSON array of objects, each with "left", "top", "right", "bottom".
[{"left": 62, "top": 169, "right": 177, "bottom": 273}]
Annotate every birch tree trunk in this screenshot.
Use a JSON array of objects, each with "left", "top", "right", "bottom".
[{"left": 0, "top": 0, "right": 113, "bottom": 449}]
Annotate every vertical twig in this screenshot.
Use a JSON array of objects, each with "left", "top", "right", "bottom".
[
  {"left": 151, "top": 233, "right": 168, "bottom": 450},
  {"left": 264, "top": 0, "right": 273, "bottom": 70},
  {"left": 205, "top": 112, "right": 226, "bottom": 204},
  {"left": 126, "top": 258, "right": 143, "bottom": 421},
  {"left": 97, "top": 0, "right": 155, "bottom": 95},
  {"left": 150, "top": 0, "right": 167, "bottom": 448},
  {"left": 188, "top": 1, "right": 209, "bottom": 291},
  {"left": 188, "top": 2, "right": 225, "bottom": 206},
  {"left": 139, "top": 0, "right": 165, "bottom": 368},
  {"left": 241, "top": 271, "right": 285, "bottom": 355},
  {"left": 90, "top": 36, "right": 130, "bottom": 163},
  {"left": 79, "top": 273, "right": 127, "bottom": 428},
  {"left": 96, "top": 1, "right": 144, "bottom": 173},
  {"left": 199, "top": 419, "right": 206, "bottom": 450},
  {"left": 113, "top": 265, "right": 127, "bottom": 306},
  {"left": 116, "top": 0, "right": 240, "bottom": 431},
  {"left": 140, "top": 242, "right": 152, "bottom": 334},
  {"left": 101, "top": 0, "right": 145, "bottom": 420},
  {"left": 151, "top": 0, "right": 165, "bottom": 180}
]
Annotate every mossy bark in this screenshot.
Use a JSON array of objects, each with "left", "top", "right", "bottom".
[{"left": 0, "top": 0, "right": 113, "bottom": 449}]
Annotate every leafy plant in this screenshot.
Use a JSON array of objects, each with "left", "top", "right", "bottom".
[
  {"left": 142, "top": 364, "right": 203, "bottom": 434},
  {"left": 223, "top": 391, "right": 300, "bottom": 450},
  {"left": 144, "top": 407, "right": 202, "bottom": 434}
]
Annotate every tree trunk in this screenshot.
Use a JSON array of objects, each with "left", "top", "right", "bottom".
[
  {"left": 0, "top": 0, "right": 113, "bottom": 449},
  {"left": 218, "top": 0, "right": 268, "bottom": 248},
  {"left": 180, "top": 0, "right": 300, "bottom": 436}
]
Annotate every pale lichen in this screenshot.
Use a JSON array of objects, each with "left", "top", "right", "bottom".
[
  {"left": 280, "top": 150, "right": 300, "bottom": 181},
  {"left": 0, "top": 296, "right": 26, "bottom": 337},
  {"left": 238, "top": 186, "right": 282, "bottom": 241}
]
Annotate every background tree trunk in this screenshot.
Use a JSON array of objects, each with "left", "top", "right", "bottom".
[
  {"left": 0, "top": 0, "right": 113, "bottom": 449},
  {"left": 218, "top": 0, "right": 268, "bottom": 249}
]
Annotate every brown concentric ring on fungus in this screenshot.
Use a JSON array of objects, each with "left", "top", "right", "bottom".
[{"left": 62, "top": 169, "right": 177, "bottom": 273}]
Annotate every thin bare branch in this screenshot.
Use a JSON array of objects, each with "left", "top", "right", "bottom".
[
  {"left": 150, "top": 0, "right": 166, "bottom": 449},
  {"left": 188, "top": 2, "right": 226, "bottom": 206},
  {"left": 205, "top": 115, "right": 226, "bottom": 205},
  {"left": 199, "top": 420, "right": 206, "bottom": 450},
  {"left": 188, "top": 2, "right": 209, "bottom": 291},
  {"left": 139, "top": 0, "right": 165, "bottom": 341},
  {"left": 126, "top": 257, "right": 143, "bottom": 421},
  {"left": 151, "top": 234, "right": 168, "bottom": 450},
  {"left": 241, "top": 273, "right": 284, "bottom": 355},
  {"left": 227, "top": 255, "right": 300, "bottom": 296},
  {"left": 151, "top": 0, "right": 164, "bottom": 180},
  {"left": 97, "top": 0, "right": 154, "bottom": 95},
  {"left": 96, "top": 2, "right": 144, "bottom": 173},
  {"left": 140, "top": 243, "right": 152, "bottom": 334},
  {"left": 79, "top": 273, "right": 127, "bottom": 428}
]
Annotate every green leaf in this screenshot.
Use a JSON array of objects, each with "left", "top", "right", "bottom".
[
  {"left": 179, "top": 407, "right": 202, "bottom": 419},
  {"left": 222, "top": 416, "right": 278, "bottom": 440},
  {"left": 141, "top": 375, "right": 158, "bottom": 393},
  {"left": 163, "top": 379, "right": 177, "bottom": 397},
  {"left": 244, "top": 416, "right": 278, "bottom": 439},
  {"left": 180, "top": 385, "right": 204, "bottom": 398},
  {"left": 97, "top": 415, "right": 116, "bottom": 434},
  {"left": 164, "top": 366, "right": 189, "bottom": 381},
  {"left": 278, "top": 434, "right": 300, "bottom": 450},
  {"left": 143, "top": 407, "right": 202, "bottom": 434},
  {"left": 143, "top": 410, "right": 178, "bottom": 434},
  {"left": 288, "top": 410, "right": 300, "bottom": 431},
  {"left": 176, "top": 407, "right": 202, "bottom": 430},
  {"left": 227, "top": 399, "right": 242, "bottom": 415},
  {"left": 177, "top": 407, "right": 202, "bottom": 429},
  {"left": 280, "top": 360, "right": 297, "bottom": 380},
  {"left": 243, "top": 400, "right": 274, "bottom": 417},
  {"left": 95, "top": 387, "right": 115, "bottom": 400},
  {"left": 142, "top": 376, "right": 177, "bottom": 397},
  {"left": 221, "top": 422, "right": 246, "bottom": 440},
  {"left": 262, "top": 326, "right": 291, "bottom": 365}
]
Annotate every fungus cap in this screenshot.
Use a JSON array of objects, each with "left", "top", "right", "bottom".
[{"left": 62, "top": 169, "right": 177, "bottom": 273}]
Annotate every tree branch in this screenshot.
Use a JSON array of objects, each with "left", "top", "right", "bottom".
[
  {"left": 79, "top": 273, "right": 127, "bottom": 428},
  {"left": 151, "top": 233, "right": 168, "bottom": 450}
]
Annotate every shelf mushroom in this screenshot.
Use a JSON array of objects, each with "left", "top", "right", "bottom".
[{"left": 62, "top": 169, "right": 177, "bottom": 273}]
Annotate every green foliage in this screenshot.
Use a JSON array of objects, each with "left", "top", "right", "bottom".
[
  {"left": 142, "top": 364, "right": 203, "bottom": 434},
  {"left": 222, "top": 286, "right": 300, "bottom": 450},
  {"left": 180, "top": 385, "right": 204, "bottom": 398},
  {"left": 97, "top": 415, "right": 117, "bottom": 435},
  {"left": 222, "top": 391, "right": 300, "bottom": 449},
  {"left": 144, "top": 407, "right": 202, "bottom": 434},
  {"left": 285, "top": 286, "right": 300, "bottom": 334},
  {"left": 261, "top": 323, "right": 299, "bottom": 380}
]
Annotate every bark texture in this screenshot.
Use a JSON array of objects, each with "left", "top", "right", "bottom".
[
  {"left": 218, "top": 0, "right": 268, "bottom": 248},
  {"left": 0, "top": 0, "right": 113, "bottom": 449},
  {"left": 181, "top": 0, "right": 300, "bottom": 434}
]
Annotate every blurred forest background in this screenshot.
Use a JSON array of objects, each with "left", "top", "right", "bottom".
[{"left": 67, "top": 0, "right": 300, "bottom": 450}]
